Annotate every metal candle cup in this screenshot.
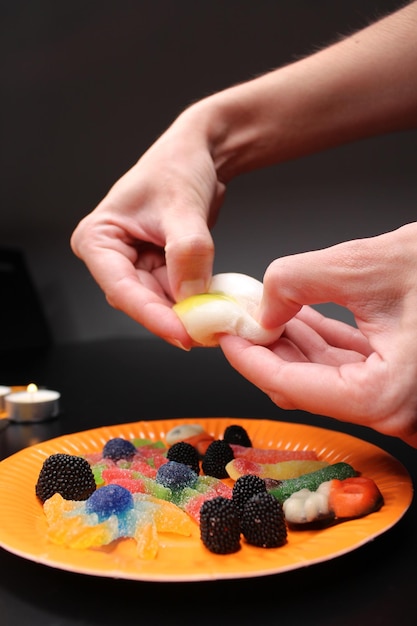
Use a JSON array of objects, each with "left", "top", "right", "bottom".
[
  {"left": 5, "top": 386, "right": 60, "bottom": 423},
  {"left": 0, "top": 386, "right": 11, "bottom": 413}
]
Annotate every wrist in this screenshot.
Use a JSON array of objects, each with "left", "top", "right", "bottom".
[{"left": 182, "top": 79, "right": 287, "bottom": 183}]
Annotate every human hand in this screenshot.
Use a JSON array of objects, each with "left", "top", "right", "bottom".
[
  {"left": 71, "top": 109, "right": 226, "bottom": 349},
  {"left": 219, "top": 223, "right": 417, "bottom": 447},
  {"left": 71, "top": 1, "right": 417, "bottom": 352}
]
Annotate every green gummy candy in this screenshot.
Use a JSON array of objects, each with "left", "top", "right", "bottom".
[
  {"left": 92, "top": 463, "right": 107, "bottom": 486},
  {"left": 131, "top": 438, "right": 166, "bottom": 449},
  {"left": 195, "top": 476, "right": 219, "bottom": 493},
  {"left": 140, "top": 476, "right": 172, "bottom": 500},
  {"left": 268, "top": 462, "right": 357, "bottom": 503}
]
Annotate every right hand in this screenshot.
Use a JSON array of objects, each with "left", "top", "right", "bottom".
[{"left": 219, "top": 223, "right": 417, "bottom": 447}]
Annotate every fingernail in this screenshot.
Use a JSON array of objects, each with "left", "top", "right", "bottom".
[
  {"left": 178, "top": 279, "right": 207, "bottom": 300},
  {"left": 163, "top": 337, "right": 191, "bottom": 351}
]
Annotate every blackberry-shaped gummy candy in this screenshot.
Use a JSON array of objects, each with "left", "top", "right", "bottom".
[
  {"left": 167, "top": 441, "right": 200, "bottom": 475},
  {"left": 200, "top": 496, "right": 241, "bottom": 554},
  {"left": 202, "top": 440, "right": 234, "bottom": 478},
  {"left": 102, "top": 437, "right": 137, "bottom": 462},
  {"left": 223, "top": 424, "right": 252, "bottom": 447},
  {"left": 156, "top": 460, "right": 198, "bottom": 490},
  {"left": 85, "top": 484, "right": 134, "bottom": 521},
  {"left": 36, "top": 453, "right": 96, "bottom": 503},
  {"left": 241, "top": 492, "right": 287, "bottom": 548},
  {"left": 232, "top": 474, "right": 267, "bottom": 519}
]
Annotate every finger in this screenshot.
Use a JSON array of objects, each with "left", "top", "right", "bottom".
[
  {"left": 219, "top": 334, "right": 387, "bottom": 426},
  {"left": 281, "top": 317, "right": 367, "bottom": 365},
  {"left": 220, "top": 334, "right": 417, "bottom": 445},
  {"left": 108, "top": 267, "right": 193, "bottom": 349},
  {"left": 72, "top": 228, "right": 193, "bottom": 349},
  {"left": 267, "top": 336, "right": 310, "bottom": 363},
  {"left": 164, "top": 214, "right": 215, "bottom": 302},
  {"left": 258, "top": 236, "right": 393, "bottom": 330},
  {"left": 293, "top": 306, "right": 372, "bottom": 356}
]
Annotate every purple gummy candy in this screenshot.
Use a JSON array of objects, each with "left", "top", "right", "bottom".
[
  {"left": 85, "top": 484, "right": 134, "bottom": 521},
  {"left": 102, "top": 437, "right": 137, "bottom": 462},
  {"left": 156, "top": 460, "right": 198, "bottom": 490}
]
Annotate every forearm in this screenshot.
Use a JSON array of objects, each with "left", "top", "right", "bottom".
[{"left": 181, "top": 1, "right": 417, "bottom": 181}]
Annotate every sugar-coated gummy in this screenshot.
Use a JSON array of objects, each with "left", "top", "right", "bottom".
[
  {"left": 155, "top": 460, "right": 198, "bottom": 490},
  {"left": 268, "top": 462, "right": 357, "bottom": 503},
  {"left": 85, "top": 484, "right": 134, "bottom": 521},
  {"left": 102, "top": 438, "right": 137, "bottom": 462}
]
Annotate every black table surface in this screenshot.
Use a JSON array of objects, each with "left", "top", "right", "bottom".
[{"left": 0, "top": 338, "right": 415, "bottom": 626}]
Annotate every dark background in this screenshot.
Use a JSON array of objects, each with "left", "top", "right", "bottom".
[{"left": 1, "top": 0, "right": 416, "bottom": 345}]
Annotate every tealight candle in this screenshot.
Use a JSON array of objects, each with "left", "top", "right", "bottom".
[
  {"left": 0, "top": 386, "right": 11, "bottom": 413},
  {"left": 5, "top": 383, "right": 61, "bottom": 423}
]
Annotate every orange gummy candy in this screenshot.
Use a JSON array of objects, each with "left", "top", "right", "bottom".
[{"left": 44, "top": 494, "right": 117, "bottom": 549}]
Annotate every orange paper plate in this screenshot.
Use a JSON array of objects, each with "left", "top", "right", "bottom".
[{"left": 0, "top": 417, "right": 412, "bottom": 582}]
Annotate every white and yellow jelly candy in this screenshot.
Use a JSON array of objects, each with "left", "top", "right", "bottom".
[
  {"left": 283, "top": 481, "right": 332, "bottom": 524},
  {"left": 166, "top": 423, "right": 205, "bottom": 445},
  {"left": 173, "top": 272, "right": 284, "bottom": 347}
]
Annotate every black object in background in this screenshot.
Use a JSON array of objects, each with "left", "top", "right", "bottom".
[{"left": 0, "top": 248, "right": 51, "bottom": 354}]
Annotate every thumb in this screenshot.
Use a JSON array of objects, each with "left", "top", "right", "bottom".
[
  {"left": 164, "top": 214, "right": 215, "bottom": 302},
  {"left": 258, "top": 238, "right": 380, "bottom": 329}
]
